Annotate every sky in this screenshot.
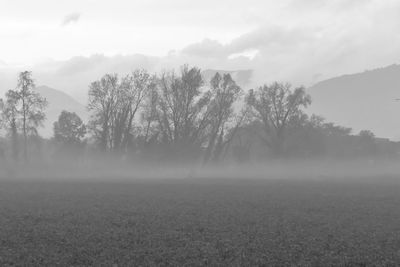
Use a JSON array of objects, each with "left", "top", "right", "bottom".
[{"left": 1, "top": 0, "right": 400, "bottom": 99}]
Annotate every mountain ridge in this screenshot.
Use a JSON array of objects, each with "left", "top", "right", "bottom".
[
  {"left": 35, "top": 85, "right": 88, "bottom": 137},
  {"left": 307, "top": 64, "right": 400, "bottom": 140}
]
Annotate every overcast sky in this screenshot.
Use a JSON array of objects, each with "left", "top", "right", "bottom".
[{"left": 1, "top": 0, "right": 400, "bottom": 98}]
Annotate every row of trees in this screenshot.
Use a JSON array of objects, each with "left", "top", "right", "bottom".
[
  {"left": 83, "top": 65, "right": 314, "bottom": 162},
  {"left": 86, "top": 66, "right": 245, "bottom": 162},
  {"left": 0, "top": 65, "right": 394, "bottom": 165}
]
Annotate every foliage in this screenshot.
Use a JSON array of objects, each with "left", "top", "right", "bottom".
[{"left": 54, "top": 110, "right": 86, "bottom": 144}]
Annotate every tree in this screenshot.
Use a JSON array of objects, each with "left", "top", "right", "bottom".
[
  {"left": 323, "top": 122, "right": 352, "bottom": 136},
  {"left": 3, "top": 71, "right": 47, "bottom": 162},
  {"left": 0, "top": 98, "right": 4, "bottom": 129},
  {"left": 54, "top": 111, "right": 86, "bottom": 144},
  {"left": 203, "top": 73, "right": 243, "bottom": 163},
  {"left": 246, "top": 82, "right": 311, "bottom": 156},
  {"left": 139, "top": 82, "right": 159, "bottom": 145},
  {"left": 358, "top": 130, "right": 376, "bottom": 157},
  {"left": 17, "top": 71, "right": 48, "bottom": 161},
  {"left": 155, "top": 65, "right": 212, "bottom": 159},
  {"left": 0, "top": 98, "right": 6, "bottom": 163},
  {"left": 88, "top": 73, "right": 119, "bottom": 151},
  {"left": 87, "top": 70, "right": 154, "bottom": 153},
  {"left": 1, "top": 91, "right": 20, "bottom": 161},
  {"left": 112, "top": 70, "right": 154, "bottom": 152},
  {"left": 359, "top": 130, "right": 375, "bottom": 140}
]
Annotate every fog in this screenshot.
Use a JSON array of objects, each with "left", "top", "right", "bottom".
[
  {"left": 2, "top": 157, "right": 400, "bottom": 185},
  {"left": 1, "top": 67, "right": 399, "bottom": 184}
]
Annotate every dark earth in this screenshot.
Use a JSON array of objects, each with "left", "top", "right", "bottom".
[{"left": 1, "top": 178, "right": 400, "bottom": 266}]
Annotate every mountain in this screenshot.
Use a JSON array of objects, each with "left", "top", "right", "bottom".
[
  {"left": 307, "top": 64, "right": 400, "bottom": 140},
  {"left": 35, "top": 86, "right": 88, "bottom": 137},
  {"left": 201, "top": 69, "right": 253, "bottom": 88}
]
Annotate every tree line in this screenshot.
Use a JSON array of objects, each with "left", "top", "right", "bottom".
[{"left": 0, "top": 66, "right": 396, "bottom": 166}]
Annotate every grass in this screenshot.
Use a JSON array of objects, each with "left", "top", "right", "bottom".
[{"left": 1, "top": 177, "right": 400, "bottom": 266}]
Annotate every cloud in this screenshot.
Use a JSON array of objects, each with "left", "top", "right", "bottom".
[
  {"left": 181, "top": 39, "right": 228, "bottom": 59},
  {"left": 180, "top": 24, "right": 314, "bottom": 60},
  {"left": 2, "top": 0, "right": 400, "bottom": 102},
  {"left": 230, "top": 25, "right": 314, "bottom": 53},
  {"left": 287, "top": 0, "right": 372, "bottom": 12},
  {"left": 174, "top": 0, "right": 400, "bottom": 87},
  {"left": 61, "top": 13, "right": 81, "bottom": 27}
]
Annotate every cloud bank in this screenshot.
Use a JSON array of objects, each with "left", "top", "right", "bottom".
[{"left": 1, "top": 0, "right": 400, "bottom": 103}]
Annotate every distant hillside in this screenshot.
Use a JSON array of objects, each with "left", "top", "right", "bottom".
[
  {"left": 308, "top": 64, "right": 400, "bottom": 140},
  {"left": 35, "top": 86, "right": 88, "bottom": 137},
  {"left": 201, "top": 69, "right": 252, "bottom": 88}
]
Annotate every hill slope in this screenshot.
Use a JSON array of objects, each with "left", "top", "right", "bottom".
[
  {"left": 35, "top": 86, "right": 88, "bottom": 137},
  {"left": 308, "top": 64, "right": 400, "bottom": 140}
]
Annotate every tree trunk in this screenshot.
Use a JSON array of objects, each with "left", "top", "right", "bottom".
[
  {"left": 11, "top": 118, "right": 18, "bottom": 163},
  {"left": 22, "top": 99, "right": 27, "bottom": 163}
]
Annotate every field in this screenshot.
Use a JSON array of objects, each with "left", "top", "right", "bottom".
[{"left": 1, "top": 176, "right": 400, "bottom": 266}]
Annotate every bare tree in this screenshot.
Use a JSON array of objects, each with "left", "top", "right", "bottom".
[
  {"left": 246, "top": 82, "right": 311, "bottom": 156},
  {"left": 140, "top": 82, "right": 159, "bottom": 145},
  {"left": 113, "top": 70, "right": 154, "bottom": 152},
  {"left": 203, "top": 73, "right": 243, "bottom": 163},
  {"left": 155, "top": 65, "right": 211, "bottom": 158},
  {"left": 1, "top": 91, "right": 19, "bottom": 161},
  {"left": 5, "top": 71, "right": 48, "bottom": 162},
  {"left": 88, "top": 74, "right": 119, "bottom": 151},
  {"left": 88, "top": 71, "right": 154, "bottom": 154}
]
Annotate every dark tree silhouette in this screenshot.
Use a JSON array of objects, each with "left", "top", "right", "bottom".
[
  {"left": 3, "top": 72, "right": 48, "bottom": 162},
  {"left": 203, "top": 73, "right": 243, "bottom": 163},
  {"left": 87, "top": 70, "right": 154, "bottom": 153},
  {"left": 88, "top": 73, "right": 119, "bottom": 151},
  {"left": 246, "top": 82, "right": 311, "bottom": 156},
  {"left": 1, "top": 92, "right": 19, "bottom": 161},
  {"left": 113, "top": 70, "right": 154, "bottom": 152},
  {"left": 54, "top": 110, "right": 86, "bottom": 145},
  {"left": 155, "top": 65, "right": 211, "bottom": 158}
]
